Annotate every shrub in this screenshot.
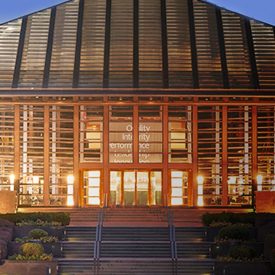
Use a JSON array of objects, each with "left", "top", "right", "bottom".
[
  {"left": 0, "top": 239, "right": 8, "bottom": 259},
  {"left": 271, "top": 249, "right": 275, "bottom": 273},
  {"left": 0, "top": 229, "right": 13, "bottom": 242},
  {"left": 209, "top": 221, "right": 232, "bottom": 228},
  {"left": 11, "top": 253, "right": 53, "bottom": 261},
  {"left": 40, "top": 236, "right": 58, "bottom": 243},
  {"left": 0, "top": 212, "right": 70, "bottom": 226},
  {"left": 202, "top": 212, "right": 256, "bottom": 226},
  {"left": 28, "top": 229, "right": 48, "bottom": 239},
  {"left": 16, "top": 219, "right": 62, "bottom": 227},
  {"left": 229, "top": 245, "right": 256, "bottom": 260},
  {"left": 217, "top": 223, "right": 252, "bottom": 241},
  {"left": 16, "top": 235, "right": 58, "bottom": 244},
  {"left": 0, "top": 218, "right": 14, "bottom": 227},
  {"left": 20, "top": 243, "right": 44, "bottom": 257}
]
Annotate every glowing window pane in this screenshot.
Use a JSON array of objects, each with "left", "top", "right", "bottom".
[
  {"left": 171, "top": 198, "right": 183, "bottom": 205},
  {"left": 171, "top": 188, "right": 183, "bottom": 197}
]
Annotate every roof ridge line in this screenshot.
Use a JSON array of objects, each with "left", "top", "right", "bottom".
[{"left": 0, "top": 0, "right": 73, "bottom": 27}]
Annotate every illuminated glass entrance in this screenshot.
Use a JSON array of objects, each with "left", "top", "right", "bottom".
[
  {"left": 170, "top": 171, "right": 189, "bottom": 206},
  {"left": 110, "top": 170, "right": 162, "bottom": 206},
  {"left": 83, "top": 170, "right": 101, "bottom": 205}
]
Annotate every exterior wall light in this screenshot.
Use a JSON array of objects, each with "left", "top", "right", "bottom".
[
  {"left": 256, "top": 175, "right": 263, "bottom": 191},
  {"left": 67, "top": 175, "right": 74, "bottom": 206},
  {"left": 197, "top": 175, "right": 204, "bottom": 207},
  {"left": 9, "top": 174, "right": 15, "bottom": 191}
]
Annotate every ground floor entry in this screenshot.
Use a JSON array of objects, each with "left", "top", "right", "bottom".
[
  {"left": 81, "top": 169, "right": 190, "bottom": 207},
  {"left": 3, "top": 96, "right": 272, "bottom": 208}
]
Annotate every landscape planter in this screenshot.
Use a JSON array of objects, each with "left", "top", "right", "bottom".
[
  {"left": 0, "top": 239, "right": 8, "bottom": 260},
  {"left": 206, "top": 226, "right": 224, "bottom": 242},
  {"left": 264, "top": 237, "right": 275, "bottom": 260},
  {"left": 8, "top": 242, "right": 62, "bottom": 257},
  {"left": 215, "top": 261, "right": 271, "bottom": 275},
  {"left": 207, "top": 225, "right": 257, "bottom": 243},
  {"left": 0, "top": 260, "right": 57, "bottom": 275},
  {"left": 14, "top": 226, "right": 65, "bottom": 240},
  {"left": 257, "top": 220, "right": 275, "bottom": 242},
  {"left": 211, "top": 241, "right": 263, "bottom": 258}
]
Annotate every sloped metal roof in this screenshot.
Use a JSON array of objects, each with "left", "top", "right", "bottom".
[{"left": 0, "top": 0, "right": 274, "bottom": 93}]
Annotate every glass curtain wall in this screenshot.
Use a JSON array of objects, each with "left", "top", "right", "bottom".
[
  {"left": 49, "top": 106, "right": 74, "bottom": 206},
  {"left": 257, "top": 106, "right": 275, "bottom": 191},
  {"left": 0, "top": 98, "right": 273, "bottom": 207},
  {"left": 0, "top": 106, "right": 14, "bottom": 190},
  {"left": 198, "top": 106, "right": 222, "bottom": 206},
  {"left": 227, "top": 106, "right": 252, "bottom": 205},
  {"left": 20, "top": 106, "right": 44, "bottom": 205}
]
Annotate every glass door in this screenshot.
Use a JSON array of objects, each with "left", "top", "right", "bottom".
[
  {"left": 124, "top": 171, "right": 135, "bottom": 206},
  {"left": 83, "top": 170, "right": 101, "bottom": 206},
  {"left": 150, "top": 171, "right": 162, "bottom": 205},
  {"left": 110, "top": 171, "right": 122, "bottom": 206},
  {"left": 170, "top": 170, "right": 188, "bottom": 206},
  {"left": 137, "top": 172, "right": 149, "bottom": 206},
  {"left": 110, "top": 170, "right": 162, "bottom": 206}
]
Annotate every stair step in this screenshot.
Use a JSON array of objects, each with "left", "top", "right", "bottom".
[{"left": 58, "top": 259, "right": 214, "bottom": 275}]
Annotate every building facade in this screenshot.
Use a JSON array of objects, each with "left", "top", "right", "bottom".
[{"left": 0, "top": 0, "right": 275, "bottom": 207}]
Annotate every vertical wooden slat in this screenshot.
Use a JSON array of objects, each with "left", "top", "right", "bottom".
[
  {"left": 162, "top": 103, "right": 168, "bottom": 206},
  {"left": 244, "top": 19, "right": 260, "bottom": 89},
  {"left": 44, "top": 106, "right": 50, "bottom": 205},
  {"left": 103, "top": 0, "right": 112, "bottom": 88},
  {"left": 43, "top": 7, "right": 56, "bottom": 88},
  {"left": 222, "top": 106, "right": 228, "bottom": 205},
  {"left": 251, "top": 106, "right": 258, "bottom": 209},
  {"left": 161, "top": 0, "right": 169, "bottom": 88},
  {"left": 192, "top": 103, "right": 198, "bottom": 206},
  {"left": 216, "top": 8, "right": 229, "bottom": 88},
  {"left": 73, "top": 0, "right": 84, "bottom": 88},
  {"left": 12, "top": 17, "right": 28, "bottom": 88},
  {"left": 133, "top": 0, "right": 139, "bottom": 88},
  {"left": 14, "top": 105, "right": 20, "bottom": 195},
  {"left": 133, "top": 104, "right": 139, "bottom": 164},
  {"left": 103, "top": 102, "right": 109, "bottom": 206},
  {"left": 187, "top": 0, "right": 199, "bottom": 88},
  {"left": 73, "top": 104, "right": 80, "bottom": 207},
  {"left": 187, "top": 168, "right": 193, "bottom": 207},
  {"left": 121, "top": 171, "right": 124, "bottom": 205}
]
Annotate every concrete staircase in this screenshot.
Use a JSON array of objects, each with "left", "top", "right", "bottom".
[
  {"left": 57, "top": 208, "right": 215, "bottom": 275},
  {"left": 103, "top": 207, "right": 168, "bottom": 227},
  {"left": 61, "top": 227, "right": 96, "bottom": 259}
]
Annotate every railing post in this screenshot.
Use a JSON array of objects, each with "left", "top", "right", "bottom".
[{"left": 168, "top": 208, "right": 177, "bottom": 261}]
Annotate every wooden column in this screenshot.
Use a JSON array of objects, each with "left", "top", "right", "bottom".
[
  {"left": 43, "top": 106, "right": 50, "bottom": 205},
  {"left": 192, "top": 102, "right": 198, "bottom": 206},
  {"left": 103, "top": 0, "right": 111, "bottom": 88},
  {"left": 14, "top": 105, "right": 20, "bottom": 195},
  {"left": 251, "top": 106, "right": 258, "bottom": 208},
  {"left": 133, "top": 104, "right": 139, "bottom": 164},
  {"left": 12, "top": 17, "right": 27, "bottom": 88},
  {"left": 161, "top": 0, "right": 169, "bottom": 88},
  {"left": 73, "top": 104, "right": 80, "bottom": 207},
  {"left": 73, "top": 0, "right": 84, "bottom": 88},
  {"left": 133, "top": 0, "right": 139, "bottom": 88},
  {"left": 222, "top": 106, "right": 228, "bottom": 205},
  {"left": 162, "top": 103, "right": 168, "bottom": 206},
  {"left": 103, "top": 102, "right": 109, "bottom": 206}
]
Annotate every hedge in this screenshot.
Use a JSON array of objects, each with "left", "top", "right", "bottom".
[
  {"left": 0, "top": 212, "right": 70, "bottom": 226},
  {"left": 217, "top": 223, "right": 252, "bottom": 241},
  {"left": 202, "top": 212, "right": 256, "bottom": 226}
]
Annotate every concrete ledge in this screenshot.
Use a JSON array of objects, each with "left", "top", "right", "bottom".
[
  {"left": 0, "top": 191, "right": 17, "bottom": 213},
  {"left": 256, "top": 191, "right": 275, "bottom": 213}
]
